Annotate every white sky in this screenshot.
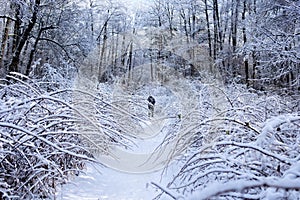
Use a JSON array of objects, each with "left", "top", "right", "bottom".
[{"left": 119, "top": 0, "right": 152, "bottom": 12}]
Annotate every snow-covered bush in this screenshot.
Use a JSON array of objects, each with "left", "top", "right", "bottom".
[
  {"left": 156, "top": 83, "right": 300, "bottom": 199},
  {"left": 0, "top": 74, "right": 94, "bottom": 199},
  {"left": 29, "top": 59, "right": 77, "bottom": 91}
]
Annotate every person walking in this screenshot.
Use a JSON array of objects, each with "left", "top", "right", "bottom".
[{"left": 147, "top": 96, "right": 155, "bottom": 117}]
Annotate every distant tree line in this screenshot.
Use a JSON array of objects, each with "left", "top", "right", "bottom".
[
  {"left": 1, "top": 0, "right": 299, "bottom": 92},
  {"left": 141, "top": 0, "right": 299, "bottom": 92}
]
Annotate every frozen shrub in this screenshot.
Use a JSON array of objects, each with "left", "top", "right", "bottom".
[{"left": 0, "top": 74, "right": 94, "bottom": 199}]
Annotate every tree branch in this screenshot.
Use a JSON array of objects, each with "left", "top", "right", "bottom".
[
  {"left": 39, "top": 38, "right": 75, "bottom": 62},
  {"left": 0, "top": 15, "right": 17, "bottom": 21}
]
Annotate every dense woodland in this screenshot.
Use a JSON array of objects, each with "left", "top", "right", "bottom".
[
  {"left": 0, "top": 0, "right": 299, "bottom": 90},
  {"left": 0, "top": 0, "right": 299, "bottom": 199}
]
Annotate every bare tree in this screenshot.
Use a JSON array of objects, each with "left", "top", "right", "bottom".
[
  {"left": 9, "top": 0, "right": 41, "bottom": 73},
  {"left": 204, "top": 0, "right": 213, "bottom": 58}
]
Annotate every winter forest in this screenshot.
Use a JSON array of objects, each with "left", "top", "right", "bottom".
[{"left": 0, "top": 0, "right": 299, "bottom": 199}]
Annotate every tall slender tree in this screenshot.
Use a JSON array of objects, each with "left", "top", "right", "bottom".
[{"left": 9, "top": 0, "right": 41, "bottom": 73}]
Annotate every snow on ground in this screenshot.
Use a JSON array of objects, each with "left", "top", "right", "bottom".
[
  {"left": 56, "top": 115, "right": 181, "bottom": 199},
  {"left": 57, "top": 83, "right": 185, "bottom": 199},
  {"left": 55, "top": 75, "right": 300, "bottom": 199},
  {"left": 57, "top": 162, "right": 179, "bottom": 200},
  {"left": 96, "top": 117, "right": 175, "bottom": 173}
]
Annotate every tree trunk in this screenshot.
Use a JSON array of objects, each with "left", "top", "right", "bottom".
[
  {"left": 180, "top": 8, "right": 189, "bottom": 40},
  {"left": 165, "top": 2, "right": 174, "bottom": 38},
  {"left": 242, "top": 0, "right": 249, "bottom": 87},
  {"left": 231, "top": 0, "right": 240, "bottom": 52},
  {"left": 204, "top": 0, "right": 212, "bottom": 58},
  {"left": 251, "top": 0, "right": 257, "bottom": 88},
  {"left": 12, "top": 3, "right": 21, "bottom": 54},
  {"left": 127, "top": 41, "right": 133, "bottom": 82},
  {"left": 9, "top": 0, "right": 40, "bottom": 74},
  {"left": 89, "top": 0, "right": 95, "bottom": 41},
  {"left": 212, "top": 0, "right": 222, "bottom": 60},
  {"left": 212, "top": 0, "right": 218, "bottom": 60},
  {"left": 215, "top": 0, "right": 222, "bottom": 51},
  {"left": 121, "top": 34, "right": 126, "bottom": 66},
  {"left": 98, "top": 21, "right": 108, "bottom": 81},
  {"left": 26, "top": 26, "right": 56, "bottom": 76},
  {"left": 0, "top": 17, "right": 12, "bottom": 74}
]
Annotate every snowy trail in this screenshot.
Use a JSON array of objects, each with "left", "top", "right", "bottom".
[
  {"left": 97, "top": 120, "right": 168, "bottom": 173},
  {"left": 57, "top": 161, "right": 178, "bottom": 200},
  {"left": 57, "top": 116, "right": 180, "bottom": 199},
  {"left": 96, "top": 117, "right": 172, "bottom": 173},
  {"left": 63, "top": 78, "right": 230, "bottom": 199}
]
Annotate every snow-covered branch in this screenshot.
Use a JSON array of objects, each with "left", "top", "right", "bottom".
[
  {"left": 160, "top": 82, "right": 300, "bottom": 199},
  {"left": 0, "top": 77, "right": 98, "bottom": 199}
]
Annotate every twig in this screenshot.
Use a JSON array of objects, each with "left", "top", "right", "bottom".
[{"left": 151, "top": 182, "right": 178, "bottom": 199}]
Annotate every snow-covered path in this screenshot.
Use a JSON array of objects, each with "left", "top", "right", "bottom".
[
  {"left": 67, "top": 61, "right": 208, "bottom": 199},
  {"left": 96, "top": 116, "right": 180, "bottom": 173},
  {"left": 57, "top": 116, "right": 180, "bottom": 199},
  {"left": 60, "top": 80, "right": 231, "bottom": 200},
  {"left": 57, "top": 162, "right": 177, "bottom": 200}
]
